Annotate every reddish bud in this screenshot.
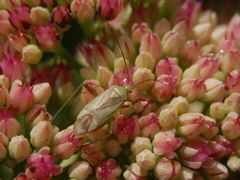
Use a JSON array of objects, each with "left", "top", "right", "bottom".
[
  {"left": 226, "top": 70, "right": 240, "bottom": 94},
  {"left": 131, "top": 22, "right": 151, "bottom": 45},
  {"left": 222, "top": 112, "right": 240, "bottom": 140},
  {"left": 8, "top": 32, "right": 30, "bottom": 52},
  {"left": 97, "top": 0, "right": 123, "bottom": 20},
  {"left": 181, "top": 40, "right": 201, "bottom": 65},
  {"left": 0, "top": 10, "right": 14, "bottom": 37}
]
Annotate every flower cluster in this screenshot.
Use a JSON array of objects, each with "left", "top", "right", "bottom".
[{"left": 0, "top": 0, "right": 240, "bottom": 179}]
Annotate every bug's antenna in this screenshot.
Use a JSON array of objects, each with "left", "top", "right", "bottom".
[
  {"left": 108, "top": 25, "right": 130, "bottom": 85},
  {"left": 52, "top": 83, "right": 83, "bottom": 120}
]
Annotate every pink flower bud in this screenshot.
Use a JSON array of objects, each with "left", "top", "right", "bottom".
[
  {"left": 135, "top": 52, "right": 156, "bottom": 70},
  {"left": 0, "top": 132, "right": 8, "bottom": 160},
  {"left": 138, "top": 113, "right": 161, "bottom": 138},
  {"left": 0, "top": 10, "right": 14, "bottom": 37},
  {"left": 154, "top": 158, "right": 181, "bottom": 180},
  {"left": 35, "top": 23, "right": 59, "bottom": 50},
  {"left": 153, "top": 18, "right": 171, "bottom": 38},
  {"left": 196, "top": 56, "right": 220, "bottom": 80},
  {"left": 70, "top": 0, "right": 95, "bottom": 23},
  {"left": 136, "top": 149, "right": 157, "bottom": 171},
  {"left": 133, "top": 67, "right": 155, "bottom": 91},
  {"left": 226, "top": 13, "right": 240, "bottom": 40},
  {"left": 9, "top": 4, "right": 32, "bottom": 32},
  {"left": 130, "top": 137, "right": 152, "bottom": 155},
  {"left": 68, "top": 161, "right": 92, "bottom": 179},
  {"left": 173, "top": 0, "right": 201, "bottom": 27},
  {"left": 0, "top": 52, "right": 27, "bottom": 83},
  {"left": 53, "top": 127, "right": 83, "bottom": 159},
  {"left": 140, "top": 32, "right": 162, "bottom": 60},
  {"left": 211, "top": 25, "right": 226, "bottom": 45},
  {"left": 24, "top": 147, "right": 63, "bottom": 180},
  {"left": 96, "top": 66, "right": 113, "bottom": 89},
  {"left": 151, "top": 74, "right": 177, "bottom": 103},
  {"left": 131, "top": 22, "right": 151, "bottom": 45},
  {"left": 0, "top": 84, "right": 8, "bottom": 107},
  {"left": 224, "top": 92, "right": 240, "bottom": 114},
  {"left": 178, "top": 78, "right": 206, "bottom": 102},
  {"left": 153, "top": 131, "right": 182, "bottom": 159},
  {"left": 181, "top": 40, "right": 201, "bottom": 66},
  {"left": 162, "top": 30, "right": 182, "bottom": 56},
  {"left": 8, "top": 31, "right": 30, "bottom": 52},
  {"left": 81, "top": 143, "right": 106, "bottom": 166},
  {"left": 180, "top": 139, "right": 212, "bottom": 169},
  {"left": 210, "top": 135, "right": 234, "bottom": 159},
  {"left": 209, "top": 102, "right": 226, "bottom": 120},
  {"left": 169, "top": 96, "right": 189, "bottom": 115},
  {"left": 192, "top": 22, "right": 212, "bottom": 44},
  {"left": 25, "top": 104, "right": 52, "bottom": 129},
  {"left": 159, "top": 107, "right": 178, "bottom": 130},
  {"left": 114, "top": 116, "right": 140, "bottom": 144},
  {"left": 30, "top": 7, "right": 50, "bottom": 26},
  {"left": 203, "top": 160, "right": 229, "bottom": 180},
  {"left": 155, "top": 58, "right": 182, "bottom": 83},
  {"left": 178, "top": 167, "right": 203, "bottom": 180},
  {"left": 222, "top": 112, "right": 240, "bottom": 140},
  {"left": 123, "top": 163, "right": 147, "bottom": 180},
  {"left": 97, "top": 0, "right": 123, "bottom": 20},
  {"left": 201, "top": 116, "right": 218, "bottom": 140},
  {"left": 51, "top": 4, "right": 71, "bottom": 31},
  {"left": 96, "top": 159, "right": 122, "bottom": 180},
  {"left": 220, "top": 50, "right": 240, "bottom": 73},
  {"left": 0, "top": 108, "right": 20, "bottom": 138},
  {"left": 178, "top": 113, "right": 205, "bottom": 139},
  {"left": 8, "top": 80, "right": 34, "bottom": 114},
  {"left": 226, "top": 70, "right": 240, "bottom": 94},
  {"left": 8, "top": 135, "right": 31, "bottom": 162},
  {"left": 227, "top": 156, "right": 240, "bottom": 172}
]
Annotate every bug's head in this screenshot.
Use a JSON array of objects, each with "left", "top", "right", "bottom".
[{"left": 73, "top": 114, "right": 96, "bottom": 136}]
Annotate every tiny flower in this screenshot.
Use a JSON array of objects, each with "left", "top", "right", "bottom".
[
  {"left": 123, "top": 163, "right": 147, "bottom": 180},
  {"left": 220, "top": 50, "right": 240, "bottom": 73},
  {"left": 0, "top": 132, "right": 8, "bottom": 160},
  {"left": 9, "top": 4, "right": 32, "bottom": 31},
  {"left": 0, "top": 85, "right": 8, "bottom": 107},
  {"left": 105, "top": 139, "right": 122, "bottom": 157},
  {"left": 135, "top": 52, "right": 156, "bottom": 70},
  {"left": 32, "top": 82, "right": 52, "bottom": 105},
  {"left": 35, "top": 23, "right": 59, "bottom": 50},
  {"left": 178, "top": 78, "right": 206, "bottom": 102},
  {"left": 224, "top": 92, "right": 240, "bottom": 114},
  {"left": 8, "top": 80, "right": 34, "bottom": 114},
  {"left": 138, "top": 113, "right": 161, "bottom": 138},
  {"left": 154, "top": 157, "right": 181, "bottom": 180},
  {"left": 130, "top": 136, "right": 152, "bottom": 155},
  {"left": 25, "top": 104, "right": 52, "bottom": 129},
  {"left": 0, "top": 10, "right": 14, "bottom": 37},
  {"left": 169, "top": 96, "right": 189, "bottom": 115},
  {"left": 96, "top": 159, "right": 122, "bottom": 180},
  {"left": 70, "top": 0, "right": 95, "bottom": 23},
  {"left": 180, "top": 139, "right": 212, "bottom": 169},
  {"left": 162, "top": 30, "right": 182, "bottom": 56},
  {"left": 81, "top": 143, "right": 106, "bottom": 166},
  {"left": 0, "top": 52, "right": 27, "bottom": 83},
  {"left": 222, "top": 112, "right": 240, "bottom": 140},
  {"left": 203, "top": 160, "right": 229, "bottom": 180},
  {"left": 133, "top": 67, "right": 154, "bottom": 90},
  {"left": 226, "top": 70, "right": 240, "bottom": 94},
  {"left": 96, "top": 66, "right": 113, "bottom": 89},
  {"left": 159, "top": 107, "right": 178, "bottom": 130},
  {"left": 24, "top": 147, "right": 63, "bottom": 180},
  {"left": 53, "top": 127, "right": 83, "bottom": 159},
  {"left": 22, "top": 44, "right": 42, "bottom": 64},
  {"left": 136, "top": 149, "right": 157, "bottom": 171},
  {"left": 181, "top": 40, "right": 201, "bottom": 66},
  {"left": 152, "top": 74, "right": 177, "bottom": 103},
  {"left": 153, "top": 18, "right": 171, "bottom": 38},
  {"left": 201, "top": 78, "right": 225, "bottom": 103},
  {"left": 8, "top": 135, "right": 31, "bottom": 162},
  {"left": 227, "top": 156, "right": 240, "bottom": 172},
  {"left": 114, "top": 116, "right": 140, "bottom": 144},
  {"left": 178, "top": 113, "right": 205, "bottom": 139},
  {"left": 155, "top": 58, "right": 182, "bottom": 83},
  {"left": 97, "top": 0, "right": 123, "bottom": 20},
  {"left": 51, "top": 4, "right": 71, "bottom": 31},
  {"left": 192, "top": 22, "right": 212, "bottom": 44},
  {"left": 201, "top": 116, "right": 218, "bottom": 140},
  {"left": 209, "top": 102, "right": 226, "bottom": 120},
  {"left": 153, "top": 131, "right": 182, "bottom": 159},
  {"left": 30, "top": 121, "right": 53, "bottom": 148},
  {"left": 30, "top": 7, "right": 50, "bottom": 26},
  {"left": 8, "top": 32, "right": 30, "bottom": 52},
  {"left": 131, "top": 22, "right": 151, "bottom": 45},
  {"left": 196, "top": 56, "right": 220, "bottom": 80},
  {"left": 68, "top": 161, "right": 92, "bottom": 180},
  {"left": 140, "top": 32, "right": 162, "bottom": 60},
  {"left": 0, "top": 108, "right": 20, "bottom": 138}
]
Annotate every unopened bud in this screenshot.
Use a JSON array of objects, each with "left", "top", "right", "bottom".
[
  {"left": 226, "top": 70, "right": 240, "bottom": 94},
  {"left": 136, "top": 149, "right": 157, "bottom": 170},
  {"left": 123, "top": 163, "right": 147, "bottom": 180},
  {"left": 68, "top": 161, "right": 93, "bottom": 180},
  {"left": 97, "top": 0, "right": 123, "bottom": 20},
  {"left": 135, "top": 52, "right": 156, "bottom": 70},
  {"left": 162, "top": 30, "right": 182, "bottom": 56},
  {"left": 0, "top": 75, "right": 9, "bottom": 89},
  {"left": 210, "top": 25, "right": 226, "bottom": 44},
  {"left": 131, "top": 22, "right": 151, "bottom": 45},
  {"left": 0, "top": 132, "right": 8, "bottom": 160},
  {"left": 32, "top": 82, "right": 52, "bottom": 104},
  {"left": 188, "top": 101, "right": 205, "bottom": 113},
  {"left": 8, "top": 135, "right": 31, "bottom": 162},
  {"left": 227, "top": 156, "right": 240, "bottom": 172},
  {"left": 114, "top": 57, "right": 129, "bottom": 72},
  {"left": 105, "top": 139, "right": 122, "bottom": 157},
  {"left": 30, "top": 121, "right": 53, "bottom": 148},
  {"left": 181, "top": 40, "right": 201, "bottom": 66},
  {"left": 224, "top": 92, "right": 240, "bottom": 114},
  {"left": 133, "top": 67, "right": 154, "bottom": 90},
  {"left": 0, "top": 10, "right": 14, "bottom": 37},
  {"left": 209, "top": 102, "right": 226, "bottom": 120},
  {"left": 192, "top": 23, "right": 212, "bottom": 44},
  {"left": 153, "top": 18, "right": 171, "bottom": 38},
  {"left": 222, "top": 112, "right": 240, "bottom": 140},
  {"left": 220, "top": 50, "right": 240, "bottom": 73},
  {"left": 197, "top": 10, "right": 217, "bottom": 27},
  {"left": 169, "top": 96, "right": 189, "bottom": 115},
  {"left": 203, "top": 161, "right": 229, "bottom": 180},
  {"left": 30, "top": 7, "right": 49, "bottom": 26},
  {"left": 96, "top": 66, "right": 113, "bottom": 89},
  {"left": 182, "top": 64, "right": 201, "bottom": 79},
  {"left": 130, "top": 137, "right": 152, "bottom": 155},
  {"left": 159, "top": 107, "right": 177, "bottom": 130},
  {"left": 22, "top": 44, "right": 42, "bottom": 64},
  {"left": 0, "top": 85, "right": 8, "bottom": 107}
]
